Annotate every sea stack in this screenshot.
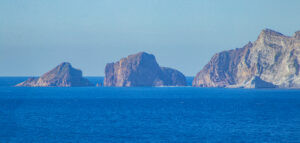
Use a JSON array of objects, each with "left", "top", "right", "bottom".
[
  {"left": 193, "top": 29, "right": 300, "bottom": 88},
  {"left": 16, "top": 62, "right": 93, "bottom": 87},
  {"left": 104, "top": 52, "right": 187, "bottom": 87}
]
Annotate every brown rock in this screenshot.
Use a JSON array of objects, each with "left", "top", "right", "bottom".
[
  {"left": 193, "top": 29, "right": 300, "bottom": 88},
  {"left": 104, "top": 52, "right": 187, "bottom": 87}
]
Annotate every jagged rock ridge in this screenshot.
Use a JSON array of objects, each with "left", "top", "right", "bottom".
[
  {"left": 104, "top": 52, "right": 187, "bottom": 87},
  {"left": 193, "top": 29, "right": 300, "bottom": 88},
  {"left": 16, "top": 62, "right": 93, "bottom": 87}
]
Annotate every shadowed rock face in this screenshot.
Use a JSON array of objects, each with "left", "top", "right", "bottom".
[
  {"left": 104, "top": 52, "right": 187, "bottom": 87},
  {"left": 295, "top": 31, "right": 300, "bottom": 39},
  {"left": 16, "top": 62, "right": 93, "bottom": 87},
  {"left": 193, "top": 29, "right": 300, "bottom": 88},
  {"left": 250, "top": 76, "right": 278, "bottom": 88}
]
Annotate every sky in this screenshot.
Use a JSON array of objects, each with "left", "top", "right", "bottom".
[{"left": 1, "top": 0, "right": 300, "bottom": 76}]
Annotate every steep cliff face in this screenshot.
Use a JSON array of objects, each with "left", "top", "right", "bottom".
[
  {"left": 104, "top": 52, "right": 187, "bottom": 87},
  {"left": 16, "top": 62, "right": 93, "bottom": 87},
  {"left": 193, "top": 29, "right": 300, "bottom": 88}
]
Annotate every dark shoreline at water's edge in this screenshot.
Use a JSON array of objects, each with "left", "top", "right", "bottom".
[{"left": 0, "top": 77, "right": 195, "bottom": 87}]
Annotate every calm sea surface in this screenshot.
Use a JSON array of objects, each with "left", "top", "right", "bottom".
[{"left": 0, "top": 77, "right": 300, "bottom": 143}]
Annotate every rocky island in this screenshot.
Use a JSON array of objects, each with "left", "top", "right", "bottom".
[
  {"left": 104, "top": 52, "right": 187, "bottom": 87},
  {"left": 193, "top": 29, "right": 300, "bottom": 88},
  {"left": 16, "top": 62, "right": 93, "bottom": 87}
]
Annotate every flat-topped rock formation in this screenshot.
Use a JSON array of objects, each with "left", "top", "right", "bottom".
[
  {"left": 193, "top": 29, "right": 300, "bottom": 88},
  {"left": 16, "top": 62, "right": 93, "bottom": 87},
  {"left": 104, "top": 52, "right": 187, "bottom": 87}
]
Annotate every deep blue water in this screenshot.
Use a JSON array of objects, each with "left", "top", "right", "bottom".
[{"left": 1, "top": 77, "right": 300, "bottom": 143}]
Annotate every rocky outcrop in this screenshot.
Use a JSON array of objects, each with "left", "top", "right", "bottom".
[
  {"left": 193, "top": 29, "right": 300, "bottom": 88},
  {"left": 16, "top": 62, "right": 93, "bottom": 87},
  {"left": 104, "top": 52, "right": 187, "bottom": 87}
]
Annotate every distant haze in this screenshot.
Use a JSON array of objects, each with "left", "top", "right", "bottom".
[{"left": 1, "top": 0, "right": 300, "bottom": 76}]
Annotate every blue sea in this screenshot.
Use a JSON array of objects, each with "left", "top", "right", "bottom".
[{"left": 1, "top": 77, "right": 300, "bottom": 143}]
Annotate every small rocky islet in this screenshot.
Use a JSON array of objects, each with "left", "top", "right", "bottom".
[
  {"left": 16, "top": 29, "right": 300, "bottom": 88},
  {"left": 16, "top": 62, "right": 93, "bottom": 87}
]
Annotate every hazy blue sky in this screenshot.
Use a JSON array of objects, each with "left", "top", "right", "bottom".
[{"left": 1, "top": 0, "right": 300, "bottom": 76}]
